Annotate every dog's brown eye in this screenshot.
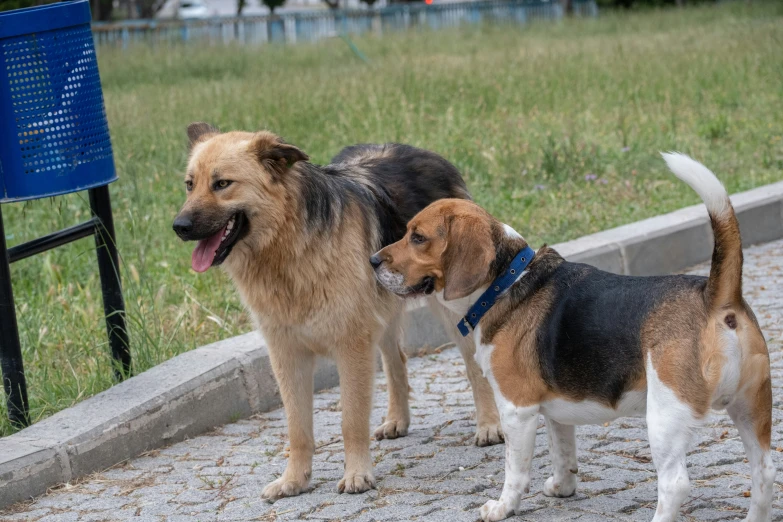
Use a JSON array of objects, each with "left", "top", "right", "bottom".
[
  {"left": 185, "top": 180, "right": 193, "bottom": 191},
  {"left": 214, "top": 180, "right": 232, "bottom": 190},
  {"left": 410, "top": 232, "right": 427, "bottom": 245}
]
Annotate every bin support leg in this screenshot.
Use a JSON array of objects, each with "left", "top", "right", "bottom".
[
  {"left": 0, "top": 206, "right": 30, "bottom": 428},
  {"left": 89, "top": 186, "right": 131, "bottom": 380}
]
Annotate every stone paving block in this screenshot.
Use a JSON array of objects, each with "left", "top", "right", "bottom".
[
  {"left": 214, "top": 499, "right": 274, "bottom": 521},
  {"left": 35, "top": 514, "right": 80, "bottom": 522},
  {"left": 571, "top": 513, "right": 624, "bottom": 521},
  {"left": 352, "top": 503, "right": 439, "bottom": 521},
  {"left": 389, "top": 441, "right": 441, "bottom": 460},
  {"left": 77, "top": 514, "right": 119, "bottom": 522},
  {"left": 91, "top": 508, "right": 145, "bottom": 521},
  {"left": 597, "top": 467, "right": 653, "bottom": 485},
  {"left": 173, "top": 487, "right": 220, "bottom": 504},
  {"left": 522, "top": 506, "right": 589, "bottom": 520},
  {"left": 30, "top": 493, "right": 94, "bottom": 510},
  {"left": 686, "top": 507, "right": 745, "bottom": 520},
  {"left": 132, "top": 484, "right": 184, "bottom": 497},
  {"left": 114, "top": 516, "right": 161, "bottom": 522},
  {"left": 138, "top": 504, "right": 179, "bottom": 517},
  {"left": 568, "top": 494, "right": 639, "bottom": 514},
  {"left": 131, "top": 456, "right": 177, "bottom": 470},
  {"left": 271, "top": 491, "right": 350, "bottom": 517},
  {"left": 433, "top": 508, "right": 486, "bottom": 522},
  {"left": 688, "top": 450, "right": 746, "bottom": 468},
  {"left": 576, "top": 479, "right": 630, "bottom": 495},
  {"left": 305, "top": 501, "right": 367, "bottom": 520},
  {"left": 630, "top": 507, "right": 657, "bottom": 520},
  {"left": 168, "top": 516, "right": 218, "bottom": 522},
  {"left": 76, "top": 496, "right": 133, "bottom": 512}
]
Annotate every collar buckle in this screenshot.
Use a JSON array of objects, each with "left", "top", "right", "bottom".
[{"left": 457, "top": 317, "right": 473, "bottom": 337}]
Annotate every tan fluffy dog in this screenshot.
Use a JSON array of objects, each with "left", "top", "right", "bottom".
[{"left": 173, "top": 124, "right": 504, "bottom": 499}]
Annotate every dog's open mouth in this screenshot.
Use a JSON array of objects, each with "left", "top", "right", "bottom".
[
  {"left": 191, "top": 213, "right": 247, "bottom": 272},
  {"left": 401, "top": 276, "right": 436, "bottom": 298}
]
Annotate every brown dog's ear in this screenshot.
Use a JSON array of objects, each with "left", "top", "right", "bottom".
[
  {"left": 250, "top": 132, "right": 309, "bottom": 178},
  {"left": 187, "top": 122, "right": 220, "bottom": 149},
  {"left": 442, "top": 216, "right": 494, "bottom": 301}
]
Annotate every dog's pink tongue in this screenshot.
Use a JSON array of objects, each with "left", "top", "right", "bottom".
[{"left": 191, "top": 228, "right": 225, "bottom": 273}]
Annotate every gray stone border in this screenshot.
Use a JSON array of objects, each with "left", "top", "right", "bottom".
[{"left": 1, "top": 180, "right": 782, "bottom": 509}]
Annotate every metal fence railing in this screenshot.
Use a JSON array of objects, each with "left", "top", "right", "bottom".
[{"left": 91, "top": 0, "right": 598, "bottom": 48}]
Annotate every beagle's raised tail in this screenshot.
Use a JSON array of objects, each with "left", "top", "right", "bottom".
[{"left": 662, "top": 152, "right": 743, "bottom": 310}]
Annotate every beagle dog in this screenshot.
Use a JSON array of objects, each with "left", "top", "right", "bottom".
[{"left": 370, "top": 154, "right": 774, "bottom": 522}]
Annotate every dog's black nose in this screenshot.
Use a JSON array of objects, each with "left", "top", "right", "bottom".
[
  {"left": 173, "top": 215, "right": 193, "bottom": 237},
  {"left": 369, "top": 254, "right": 383, "bottom": 269}
]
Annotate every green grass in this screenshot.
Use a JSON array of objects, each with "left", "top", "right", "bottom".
[{"left": 2, "top": 1, "right": 782, "bottom": 436}]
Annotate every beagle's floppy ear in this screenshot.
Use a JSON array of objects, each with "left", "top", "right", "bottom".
[
  {"left": 250, "top": 132, "right": 309, "bottom": 179},
  {"left": 187, "top": 122, "right": 220, "bottom": 149},
  {"left": 442, "top": 216, "right": 494, "bottom": 301}
]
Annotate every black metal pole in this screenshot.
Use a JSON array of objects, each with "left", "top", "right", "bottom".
[
  {"left": 0, "top": 206, "right": 30, "bottom": 428},
  {"left": 9, "top": 218, "right": 99, "bottom": 264},
  {"left": 88, "top": 186, "right": 131, "bottom": 380}
]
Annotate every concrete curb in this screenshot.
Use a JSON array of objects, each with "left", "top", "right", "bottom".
[{"left": 2, "top": 181, "right": 782, "bottom": 508}]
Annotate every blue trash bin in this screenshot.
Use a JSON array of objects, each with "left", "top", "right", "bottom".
[
  {"left": 0, "top": 0, "right": 129, "bottom": 428},
  {"left": 0, "top": 0, "right": 116, "bottom": 202}
]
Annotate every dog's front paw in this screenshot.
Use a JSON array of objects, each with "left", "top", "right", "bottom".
[
  {"left": 338, "top": 470, "right": 376, "bottom": 494},
  {"left": 262, "top": 475, "right": 309, "bottom": 500},
  {"left": 374, "top": 418, "right": 410, "bottom": 440},
  {"left": 475, "top": 423, "right": 505, "bottom": 447},
  {"left": 542, "top": 475, "right": 577, "bottom": 498},
  {"left": 480, "top": 499, "right": 513, "bottom": 522}
]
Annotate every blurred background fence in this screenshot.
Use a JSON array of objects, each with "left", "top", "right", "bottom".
[{"left": 91, "top": 0, "right": 598, "bottom": 48}]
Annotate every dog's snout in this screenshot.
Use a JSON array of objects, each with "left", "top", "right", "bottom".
[
  {"left": 173, "top": 215, "right": 193, "bottom": 237},
  {"left": 369, "top": 254, "right": 383, "bottom": 269}
]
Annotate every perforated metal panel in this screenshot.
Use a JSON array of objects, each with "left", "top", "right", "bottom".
[{"left": 0, "top": 1, "right": 116, "bottom": 202}]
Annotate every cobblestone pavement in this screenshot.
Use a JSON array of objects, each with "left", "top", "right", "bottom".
[{"left": 3, "top": 240, "right": 782, "bottom": 522}]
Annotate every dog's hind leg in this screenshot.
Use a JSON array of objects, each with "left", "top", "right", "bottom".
[
  {"left": 429, "top": 299, "right": 504, "bottom": 446},
  {"left": 262, "top": 338, "right": 315, "bottom": 500},
  {"left": 375, "top": 311, "right": 411, "bottom": 440},
  {"left": 646, "top": 355, "right": 703, "bottom": 522},
  {"left": 542, "top": 417, "right": 578, "bottom": 498},
  {"left": 727, "top": 368, "right": 774, "bottom": 522},
  {"left": 336, "top": 331, "right": 377, "bottom": 494}
]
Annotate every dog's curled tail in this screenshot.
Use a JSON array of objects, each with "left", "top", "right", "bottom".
[{"left": 661, "top": 152, "right": 743, "bottom": 309}]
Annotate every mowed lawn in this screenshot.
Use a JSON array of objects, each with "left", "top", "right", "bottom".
[{"left": 1, "top": 1, "right": 782, "bottom": 435}]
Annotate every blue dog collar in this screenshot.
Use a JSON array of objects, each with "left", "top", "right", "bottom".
[{"left": 457, "top": 246, "right": 535, "bottom": 337}]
